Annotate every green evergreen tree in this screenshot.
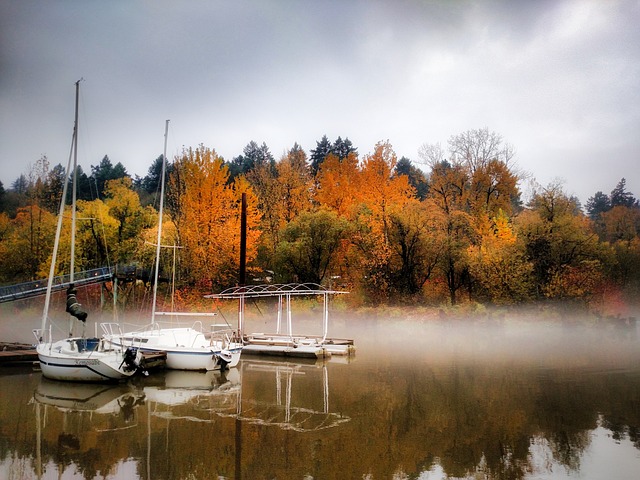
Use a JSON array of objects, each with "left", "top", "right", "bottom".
[
  {"left": 228, "top": 141, "right": 275, "bottom": 180},
  {"left": 395, "top": 157, "right": 429, "bottom": 200},
  {"left": 91, "top": 155, "right": 128, "bottom": 198},
  {"left": 0, "top": 180, "right": 5, "bottom": 212},
  {"left": 585, "top": 191, "right": 611, "bottom": 220},
  {"left": 310, "top": 135, "right": 332, "bottom": 176},
  {"left": 332, "top": 136, "right": 357, "bottom": 160},
  {"left": 610, "top": 178, "right": 637, "bottom": 208}
]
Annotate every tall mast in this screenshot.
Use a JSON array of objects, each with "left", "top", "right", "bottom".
[
  {"left": 67, "top": 79, "right": 81, "bottom": 337},
  {"left": 151, "top": 120, "right": 169, "bottom": 325},
  {"left": 70, "top": 79, "right": 80, "bottom": 283},
  {"left": 40, "top": 80, "right": 81, "bottom": 334}
]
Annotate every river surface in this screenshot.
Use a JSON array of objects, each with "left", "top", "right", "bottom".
[{"left": 1, "top": 308, "right": 639, "bottom": 479}]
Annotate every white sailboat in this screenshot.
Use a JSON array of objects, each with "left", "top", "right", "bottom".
[
  {"left": 32, "top": 80, "right": 143, "bottom": 382},
  {"left": 101, "top": 120, "right": 243, "bottom": 371}
]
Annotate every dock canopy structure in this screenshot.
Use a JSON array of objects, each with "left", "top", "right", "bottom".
[{"left": 205, "top": 283, "right": 354, "bottom": 358}]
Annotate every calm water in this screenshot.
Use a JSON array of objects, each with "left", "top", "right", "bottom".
[{"left": 1, "top": 312, "right": 639, "bottom": 479}]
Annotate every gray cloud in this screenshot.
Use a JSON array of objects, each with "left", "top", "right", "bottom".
[{"left": 1, "top": 0, "right": 639, "bottom": 204}]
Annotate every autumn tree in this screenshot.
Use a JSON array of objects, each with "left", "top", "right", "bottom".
[
  {"left": 170, "top": 145, "right": 261, "bottom": 290},
  {"left": 0, "top": 205, "right": 56, "bottom": 282},
  {"left": 425, "top": 160, "right": 473, "bottom": 304},
  {"left": 599, "top": 205, "right": 640, "bottom": 243},
  {"left": 467, "top": 210, "right": 534, "bottom": 304},
  {"left": 251, "top": 144, "right": 313, "bottom": 262},
  {"left": 74, "top": 198, "right": 117, "bottom": 269},
  {"left": 351, "top": 142, "right": 417, "bottom": 300},
  {"left": 419, "top": 129, "right": 522, "bottom": 304},
  {"left": 0, "top": 158, "right": 63, "bottom": 280},
  {"left": 386, "top": 200, "right": 444, "bottom": 296},
  {"left": 246, "top": 155, "right": 282, "bottom": 258},
  {"left": 278, "top": 144, "right": 312, "bottom": 223},
  {"left": 315, "top": 152, "right": 362, "bottom": 217}
]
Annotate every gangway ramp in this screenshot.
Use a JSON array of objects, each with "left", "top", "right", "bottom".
[{"left": 0, "top": 267, "right": 114, "bottom": 304}]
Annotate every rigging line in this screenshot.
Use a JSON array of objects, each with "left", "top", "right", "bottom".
[
  {"left": 90, "top": 176, "right": 113, "bottom": 273},
  {"left": 214, "top": 305, "right": 233, "bottom": 328}
]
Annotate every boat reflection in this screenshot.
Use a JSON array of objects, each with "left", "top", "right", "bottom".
[
  {"left": 218, "top": 358, "right": 351, "bottom": 432},
  {"left": 141, "top": 358, "right": 351, "bottom": 432},
  {"left": 143, "top": 369, "right": 241, "bottom": 422},
  {"left": 34, "top": 377, "right": 144, "bottom": 416}
]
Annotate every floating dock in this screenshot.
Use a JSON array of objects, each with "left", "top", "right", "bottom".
[
  {"left": 205, "top": 283, "right": 355, "bottom": 359},
  {"left": 242, "top": 333, "right": 355, "bottom": 358},
  {"left": 0, "top": 343, "right": 37, "bottom": 364}
]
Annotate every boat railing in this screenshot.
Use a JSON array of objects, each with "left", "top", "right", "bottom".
[
  {"left": 100, "top": 322, "right": 146, "bottom": 349},
  {"left": 32, "top": 327, "right": 48, "bottom": 345},
  {"left": 209, "top": 324, "right": 239, "bottom": 349},
  {"left": 100, "top": 322, "right": 125, "bottom": 338}
]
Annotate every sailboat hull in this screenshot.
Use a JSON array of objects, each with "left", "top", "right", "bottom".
[
  {"left": 36, "top": 339, "right": 138, "bottom": 382},
  {"left": 104, "top": 327, "right": 242, "bottom": 371}
]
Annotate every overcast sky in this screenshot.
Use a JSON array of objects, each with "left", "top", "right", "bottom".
[{"left": 1, "top": 0, "right": 639, "bottom": 205}]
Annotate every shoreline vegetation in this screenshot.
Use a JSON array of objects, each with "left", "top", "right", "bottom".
[{"left": 1, "top": 129, "right": 639, "bottom": 315}]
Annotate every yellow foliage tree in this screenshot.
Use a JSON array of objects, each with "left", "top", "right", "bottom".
[
  {"left": 467, "top": 210, "right": 533, "bottom": 304},
  {"left": 103, "top": 177, "right": 156, "bottom": 264},
  {"left": 277, "top": 146, "right": 312, "bottom": 223},
  {"left": 2, "top": 205, "right": 56, "bottom": 281}
]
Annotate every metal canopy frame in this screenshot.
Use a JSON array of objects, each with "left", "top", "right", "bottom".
[
  {"left": 205, "top": 283, "right": 348, "bottom": 340},
  {"left": 205, "top": 283, "right": 348, "bottom": 299}
]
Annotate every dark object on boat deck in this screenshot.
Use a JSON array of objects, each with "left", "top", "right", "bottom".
[{"left": 65, "top": 284, "right": 88, "bottom": 322}]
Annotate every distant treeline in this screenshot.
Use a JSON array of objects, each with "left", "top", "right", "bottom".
[{"left": 1, "top": 128, "right": 638, "bottom": 311}]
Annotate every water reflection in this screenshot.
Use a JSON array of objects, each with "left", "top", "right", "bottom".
[
  {"left": 0, "top": 319, "right": 639, "bottom": 479},
  {"left": 229, "top": 358, "right": 351, "bottom": 432}
]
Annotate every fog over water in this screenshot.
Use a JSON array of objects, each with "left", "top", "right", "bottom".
[{"left": 3, "top": 293, "right": 639, "bottom": 366}]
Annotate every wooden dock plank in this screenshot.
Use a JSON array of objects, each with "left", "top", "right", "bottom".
[{"left": 0, "top": 348, "right": 38, "bottom": 363}]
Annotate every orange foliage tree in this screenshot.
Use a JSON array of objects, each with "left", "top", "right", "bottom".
[
  {"left": 248, "top": 145, "right": 312, "bottom": 254},
  {"left": 314, "top": 152, "right": 361, "bottom": 217},
  {"left": 169, "top": 145, "right": 261, "bottom": 291},
  {"left": 350, "top": 142, "right": 417, "bottom": 299}
]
